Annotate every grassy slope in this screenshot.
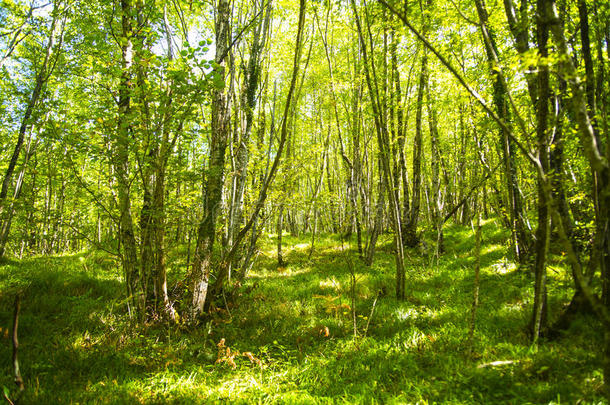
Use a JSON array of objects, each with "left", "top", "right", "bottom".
[{"left": 0, "top": 219, "right": 603, "bottom": 404}]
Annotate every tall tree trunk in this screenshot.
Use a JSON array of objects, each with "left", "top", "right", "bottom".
[
  {"left": 390, "top": 26, "right": 412, "bottom": 249},
  {"left": 542, "top": 0, "right": 610, "bottom": 397},
  {"left": 189, "top": 0, "right": 232, "bottom": 319},
  {"left": 365, "top": 160, "right": 385, "bottom": 266},
  {"left": 502, "top": 0, "right": 538, "bottom": 104},
  {"left": 457, "top": 105, "right": 469, "bottom": 224},
  {"left": 143, "top": 5, "right": 175, "bottom": 317},
  {"left": 404, "top": 50, "right": 427, "bottom": 248},
  {"left": 426, "top": 80, "right": 444, "bottom": 255},
  {"left": 532, "top": 0, "right": 550, "bottom": 341},
  {"left": 114, "top": 0, "right": 142, "bottom": 319},
  {"left": 227, "top": 1, "right": 272, "bottom": 271},
  {"left": 208, "top": 0, "right": 307, "bottom": 301},
  {"left": 0, "top": 136, "right": 36, "bottom": 258},
  {"left": 475, "top": 0, "right": 532, "bottom": 263},
  {"left": 351, "top": 0, "right": 407, "bottom": 299}
]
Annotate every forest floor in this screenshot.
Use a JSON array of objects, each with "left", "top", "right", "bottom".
[{"left": 0, "top": 219, "right": 604, "bottom": 404}]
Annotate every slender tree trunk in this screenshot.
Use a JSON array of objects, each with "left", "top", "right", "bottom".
[
  {"left": 502, "top": 0, "right": 538, "bottom": 104},
  {"left": 404, "top": 50, "right": 427, "bottom": 248},
  {"left": 468, "top": 209, "right": 481, "bottom": 347},
  {"left": 532, "top": 0, "right": 550, "bottom": 341},
  {"left": 426, "top": 80, "right": 444, "bottom": 255},
  {"left": 475, "top": 0, "right": 532, "bottom": 263},
  {"left": 277, "top": 207, "right": 285, "bottom": 267},
  {"left": 114, "top": 0, "right": 143, "bottom": 319},
  {"left": 542, "top": 0, "right": 610, "bottom": 397},
  {"left": 549, "top": 77, "right": 591, "bottom": 332},
  {"left": 0, "top": 136, "right": 36, "bottom": 257},
  {"left": 365, "top": 160, "right": 385, "bottom": 266},
  {"left": 227, "top": 1, "right": 272, "bottom": 270},
  {"left": 190, "top": 0, "right": 232, "bottom": 319},
  {"left": 205, "top": 0, "right": 307, "bottom": 308},
  {"left": 351, "top": 0, "right": 407, "bottom": 299},
  {"left": 457, "top": 106, "right": 469, "bottom": 224}
]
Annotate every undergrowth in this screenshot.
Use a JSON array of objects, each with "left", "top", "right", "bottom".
[{"left": 0, "top": 219, "right": 604, "bottom": 404}]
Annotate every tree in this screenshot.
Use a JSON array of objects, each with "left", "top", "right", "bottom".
[
  {"left": 189, "top": 0, "right": 232, "bottom": 319},
  {"left": 0, "top": 0, "right": 65, "bottom": 259}
]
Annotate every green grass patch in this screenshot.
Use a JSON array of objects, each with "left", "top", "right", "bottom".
[{"left": 0, "top": 221, "right": 604, "bottom": 403}]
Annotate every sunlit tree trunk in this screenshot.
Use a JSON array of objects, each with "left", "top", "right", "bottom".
[
  {"left": 227, "top": 1, "right": 272, "bottom": 273},
  {"left": 426, "top": 82, "right": 444, "bottom": 255},
  {"left": 209, "top": 0, "right": 306, "bottom": 301},
  {"left": 190, "top": 0, "right": 232, "bottom": 319},
  {"left": 532, "top": 0, "right": 550, "bottom": 341},
  {"left": 404, "top": 50, "right": 426, "bottom": 248},
  {"left": 114, "top": 0, "right": 143, "bottom": 319},
  {"left": 476, "top": 0, "right": 532, "bottom": 263},
  {"left": 351, "top": 0, "right": 406, "bottom": 299}
]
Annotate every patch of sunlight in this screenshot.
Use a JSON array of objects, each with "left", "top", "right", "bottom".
[
  {"left": 144, "top": 368, "right": 270, "bottom": 400},
  {"left": 216, "top": 374, "right": 263, "bottom": 396},
  {"left": 491, "top": 259, "right": 516, "bottom": 274},
  {"left": 262, "top": 248, "right": 277, "bottom": 257},
  {"left": 281, "top": 266, "right": 310, "bottom": 277},
  {"left": 480, "top": 217, "right": 498, "bottom": 226},
  {"left": 327, "top": 245, "right": 349, "bottom": 252},
  {"left": 319, "top": 277, "right": 342, "bottom": 291},
  {"left": 477, "top": 360, "right": 518, "bottom": 368},
  {"left": 293, "top": 243, "right": 310, "bottom": 251},
  {"left": 399, "top": 329, "right": 428, "bottom": 350},
  {"left": 146, "top": 370, "right": 199, "bottom": 393},
  {"left": 72, "top": 330, "right": 101, "bottom": 350},
  {"left": 482, "top": 244, "right": 502, "bottom": 254},
  {"left": 502, "top": 301, "right": 524, "bottom": 313},
  {"left": 421, "top": 307, "right": 440, "bottom": 320},
  {"left": 395, "top": 308, "right": 419, "bottom": 321}
]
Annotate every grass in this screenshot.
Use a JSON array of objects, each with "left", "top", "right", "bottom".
[{"left": 0, "top": 219, "right": 604, "bottom": 404}]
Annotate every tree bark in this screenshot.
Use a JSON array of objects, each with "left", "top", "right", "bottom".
[
  {"left": 474, "top": 0, "right": 532, "bottom": 263},
  {"left": 404, "top": 50, "right": 426, "bottom": 248},
  {"left": 203, "top": 0, "right": 307, "bottom": 310},
  {"left": 426, "top": 80, "right": 444, "bottom": 255},
  {"left": 227, "top": 1, "right": 272, "bottom": 270},
  {"left": 541, "top": 0, "right": 609, "bottom": 397},
  {"left": 114, "top": 0, "right": 143, "bottom": 319},
  {"left": 190, "top": 0, "right": 232, "bottom": 319},
  {"left": 351, "top": 0, "right": 407, "bottom": 299},
  {"left": 532, "top": 0, "right": 550, "bottom": 341}
]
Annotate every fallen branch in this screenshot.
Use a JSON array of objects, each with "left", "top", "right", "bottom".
[{"left": 477, "top": 360, "right": 518, "bottom": 368}]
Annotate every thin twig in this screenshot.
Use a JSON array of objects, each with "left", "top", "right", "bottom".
[
  {"left": 13, "top": 294, "right": 24, "bottom": 392},
  {"left": 222, "top": 289, "right": 233, "bottom": 320},
  {"left": 363, "top": 294, "right": 378, "bottom": 337}
]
